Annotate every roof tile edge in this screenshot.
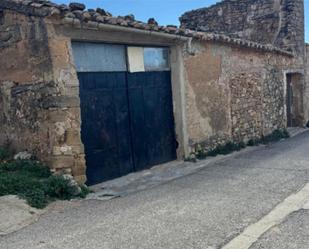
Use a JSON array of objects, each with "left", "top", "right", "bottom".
[{"left": 0, "top": 0, "right": 294, "bottom": 57}]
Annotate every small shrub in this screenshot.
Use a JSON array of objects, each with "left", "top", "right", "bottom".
[
  {"left": 79, "top": 184, "right": 93, "bottom": 199},
  {"left": 45, "top": 175, "right": 79, "bottom": 200},
  {"left": 206, "top": 148, "right": 219, "bottom": 157},
  {"left": 239, "top": 141, "right": 246, "bottom": 149},
  {"left": 222, "top": 141, "right": 241, "bottom": 154},
  {"left": 0, "top": 173, "right": 44, "bottom": 197},
  {"left": 0, "top": 147, "right": 10, "bottom": 161},
  {"left": 209, "top": 141, "right": 242, "bottom": 156},
  {"left": 195, "top": 150, "right": 208, "bottom": 160},
  {"left": 184, "top": 153, "right": 197, "bottom": 162},
  {"left": 247, "top": 139, "right": 259, "bottom": 146},
  {"left": 0, "top": 158, "right": 91, "bottom": 208},
  {"left": 23, "top": 189, "right": 48, "bottom": 209},
  {"left": 193, "top": 141, "right": 247, "bottom": 160},
  {"left": 261, "top": 129, "right": 289, "bottom": 144},
  {"left": 215, "top": 144, "right": 228, "bottom": 155},
  {"left": 188, "top": 129, "right": 289, "bottom": 163},
  {"left": 193, "top": 144, "right": 207, "bottom": 160},
  {"left": 282, "top": 129, "right": 290, "bottom": 138},
  {"left": 0, "top": 160, "right": 51, "bottom": 178}
]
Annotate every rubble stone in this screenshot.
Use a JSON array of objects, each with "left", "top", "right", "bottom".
[
  {"left": 147, "top": 18, "right": 158, "bottom": 26},
  {"left": 96, "top": 7, "right": 110, "bottom": 16},
  {"left": 69, "top": 2, "right": 85, "bottom": 11},
  {"left": 14, "top": 151, "right": 32, "bottom": 160},
  {"left": 62, "top": 174, "right": 82, "bottom": 196},
  {"left": 125, "top": 14, "right": 135, "bottom": 22},
  {"left": 180, "top": 0, "right": 304, "bottom": 56}
]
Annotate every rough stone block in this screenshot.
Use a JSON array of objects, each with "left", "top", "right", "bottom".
[
  {"left": 74, "top": 175, "right": 87, "bottom": 184},
  {"left": 71, "top": 144, "right": 84, "bottom": 154},
  {"left": 48, "top": 155, "right": 75, "bottom": 169},
  {"left": 72, "top": 159, "right": 86, "bottom": 176},
  {"left": 65, "top": 128, "right": 82, "bottom": 145},
  {"left": 69, "top": 2, "right": 86, "bottom": 11},
  {"left": 52, "top": 145, "right": 73, "bottom": 156},
  {"left": 42, "top": 96, "right": 80, "bottom": 109}
]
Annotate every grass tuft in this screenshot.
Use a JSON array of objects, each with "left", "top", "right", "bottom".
[
  {"left": 188, "top": 128, "right": 289, "bottom": 163},
  {"left": 0, "top": 153, "right": 90, "bottom": 209},
  {"left": 0, "top": 147, "right": 10, "bottom": 162}
]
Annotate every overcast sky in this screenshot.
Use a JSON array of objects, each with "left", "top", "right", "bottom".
[{"left": 53, "top": 0, "right": 309, "bottom": 43}]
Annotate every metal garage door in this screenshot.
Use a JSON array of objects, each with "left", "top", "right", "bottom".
[{"left": 72, "top": 42, "right": 177, "bottom": 185}]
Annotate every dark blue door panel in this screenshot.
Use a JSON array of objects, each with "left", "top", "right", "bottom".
[
  {"left": 127, "top": 71, "right": 177, "bottom": 171},
  {"left": 79, "top": 71, "right": 177, "bottom": 185},
  {"left": 78, "top": 72, "right": 134, "bottom": 185}
]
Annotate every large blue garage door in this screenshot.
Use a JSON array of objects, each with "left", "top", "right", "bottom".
[{"left": 73, "top": 43, "right": 177, "bottom": 185}]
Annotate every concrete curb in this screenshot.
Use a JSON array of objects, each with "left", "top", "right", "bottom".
[{"left": 0, "top": 195, "right": 44, "bottom": 236}]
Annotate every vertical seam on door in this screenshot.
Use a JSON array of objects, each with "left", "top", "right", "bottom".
[{"left": 124, "top": 45, "right": 137, "bottom": 172}]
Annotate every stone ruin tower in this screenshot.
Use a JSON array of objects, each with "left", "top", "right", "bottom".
[{"left": 180, "top": 0, "right": 305, "bottom": 56}]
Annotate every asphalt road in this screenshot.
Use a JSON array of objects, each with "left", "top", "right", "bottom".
[
  {"left": 250, "top": 209, "right": 309, "bottom": 249},
  {"left": 1, "top": 131, "right": 309, "bottom": 249}
]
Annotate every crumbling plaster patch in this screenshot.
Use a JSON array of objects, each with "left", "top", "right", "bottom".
[
  {"left": 0, "top": 11, "right": 53, "bottom": 83},
  {"left": 184, "top": 42, "right": 230, "bottom": 145}
]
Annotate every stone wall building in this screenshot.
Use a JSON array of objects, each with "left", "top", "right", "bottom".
[
  {"left": 180, "top": 0, "right": 304, "bottom": 56},
  {"left": 0, "top": 0, "right": 307, "bottom": 185}
]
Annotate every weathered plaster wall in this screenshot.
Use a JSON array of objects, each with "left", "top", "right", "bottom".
[
  {"left": 184, "top": 41, "right": 230, "bottom": 148},
  {"left": 0, "top": 10, "right": 54, "bottom": 157},
  {"left": 0, "top": 10, "right": 86, "bottom": 183},
  {"left": 184, "top": 41, "right": 294, "bottom": 150}
]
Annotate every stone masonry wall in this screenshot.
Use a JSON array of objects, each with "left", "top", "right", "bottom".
[
  {"left": 45, "top": 17, "right": 86, "bottom": 183},
  {"left": 0, "top": 10, "right": 54, "bottom": 157},
  {"left": 263, "top": 67, "right": 285, "bottom": 132},
  {"left": 180, "top": 0, "right": 305, "bottom": 56},
  {"left": 184, "top": 41, "right": 294, "bottom": 150},
  {"left": 230, "top": 72, "right": 263, "bottom": 142},
  {"left": 0, "top": 10, "right": 86, "bottom": 183}
]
